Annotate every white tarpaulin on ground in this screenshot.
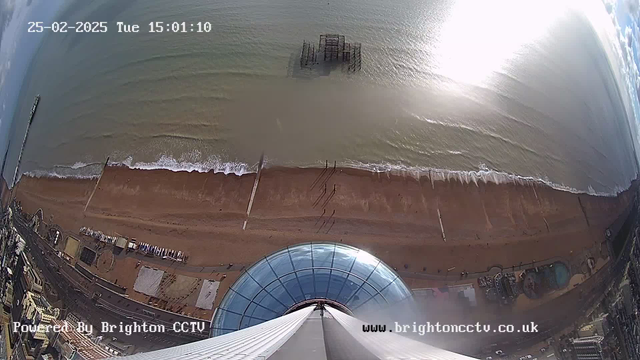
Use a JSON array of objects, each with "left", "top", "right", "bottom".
[
  {"left": 115, "top": 237, "right": 128, "bottom": 249},
  {"left": 196, "top": 280, "right": 220, "bottom": 310},
  {"left": 133, "top": 266, "right": 164, "bottom": 297}
]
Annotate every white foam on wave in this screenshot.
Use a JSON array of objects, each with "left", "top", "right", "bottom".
[
  {"left": 71, "top": 161, "right": 90, "bottom": 169},
  {"left": 21, "top": 152, "right": 254, "bottom": 180},
  {"left": 342, "top": 160, "right": 627, "bottom": 197},
  {"left": 21, "top": 162, "right": 104, "bottom": 181},
  {"left": 114, "top": 153, "right": 252, "bottom": 176},
  {"left": 23, "top": 169, "right": 99, "bottom": 180},
  {"left": 21, "top": 155, "right": 628, "bottom": 197}
]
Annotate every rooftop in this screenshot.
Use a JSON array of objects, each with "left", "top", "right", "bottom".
[
  {"left": 25, "top": 291, "right": 56, "bottom": 316},
  {"left": 51, "top": 320, "right": 112, "bottom": 359}
]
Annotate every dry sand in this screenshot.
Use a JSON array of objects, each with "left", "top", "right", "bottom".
[{"left": 13, "top": 166, "right": 633, "bottom": 276}]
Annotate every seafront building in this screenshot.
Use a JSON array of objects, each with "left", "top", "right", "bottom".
[
  {"left": 18, "top": 291, "right": 60, "bottom": 358},
  {"left": 571, "top": 336, "right": 605, "bottom": 360},
  {"left": 46, "top": 319, "right": 113, "bottom": 359},
  {"left": 19, "top": 252, "right": 43, "bottom": 294},
  {"left": 112, "top": 243, "right": 477, "bottom": 360}
]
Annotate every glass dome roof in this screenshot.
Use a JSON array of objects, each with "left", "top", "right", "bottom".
[{"left": 211, "top": 242, "right": 412, "bottom": 336}]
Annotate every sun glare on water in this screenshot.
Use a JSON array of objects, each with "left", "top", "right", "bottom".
[{"left": 433, "top": 0, "right": 584, "bottom": 86}]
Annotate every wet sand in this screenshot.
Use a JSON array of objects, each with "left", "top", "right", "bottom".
[{"left": 13, "top": 166, "right": 634, "bottom": 277}]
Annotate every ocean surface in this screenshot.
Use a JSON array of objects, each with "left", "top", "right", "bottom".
[{"left": 3, "top": 0, "right": 640, "bottom": 195}]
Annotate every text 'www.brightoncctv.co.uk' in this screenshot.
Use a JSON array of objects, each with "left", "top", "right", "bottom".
[{"left": 362, "top": 322, "right": 539, "bottom": 335}]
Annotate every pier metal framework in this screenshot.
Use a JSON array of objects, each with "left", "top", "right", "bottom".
[{"left": 300, "top": 34, "right": 361, "bottom": 72}]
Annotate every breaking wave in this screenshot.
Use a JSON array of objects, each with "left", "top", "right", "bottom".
[
  {"left": 22, "top": 161, "right": 104, "bottom": 180},
  {"left": 21, "top": 154, "right": 628, "bottom": 197},
  {"left": 24, "top": 169, "right": 100, "bottom": 180},
  {"left": 341, "top": 160, "right": 627, "bottom": 197},
  {"left": 113, "top": 154, "right": 252, "bottom": 175}
]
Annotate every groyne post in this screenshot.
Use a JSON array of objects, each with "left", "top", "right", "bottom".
[
  {"left": 84, "top": 157, "right": 109, "bottom": 212},
  {"left": 437, "top": 207, "right": 447, "bottom": 242},
  {"left": 243, "top": 153, "right": 265, "bottom": 230}
]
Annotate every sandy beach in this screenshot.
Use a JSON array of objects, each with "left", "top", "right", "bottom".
[
  {"left": 12, "top": 166, "right": 634, "bottom": 275},
  {"left": 4, "top": 163, "right": 635, "bottom": 323}
]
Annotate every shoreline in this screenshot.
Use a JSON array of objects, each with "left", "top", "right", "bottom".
[
  {"left": 22, "top": 160, "right": 634, "bottom": 198},
  {"left": 13, "top": 165, "right": 635, "bottom": 263}
]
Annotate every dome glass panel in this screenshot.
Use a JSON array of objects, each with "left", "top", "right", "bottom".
[{"left": 211, "top": 242, "right": 412, "bottom": 336}]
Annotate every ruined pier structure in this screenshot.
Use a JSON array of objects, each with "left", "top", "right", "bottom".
[{"left": 300, "top": 34, "right": 362, "bottom": 72}]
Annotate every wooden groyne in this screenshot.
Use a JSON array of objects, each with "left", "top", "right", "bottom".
[
  {"left": 84, "top": 157, "right": 110, "bottom": 212},
  {"left": 243, "top": 153, "right": 265, "bottom": 230}
]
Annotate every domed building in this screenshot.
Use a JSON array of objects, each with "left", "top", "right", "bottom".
[
  {"left": 211, "top": 242, "right": 413, "bottom": 336},
  {"left": 113, "top": 243, "right": 477, "bottom": 360}
]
